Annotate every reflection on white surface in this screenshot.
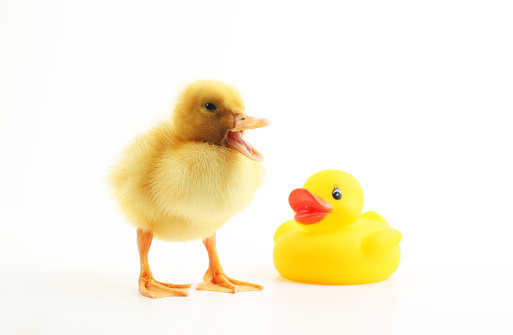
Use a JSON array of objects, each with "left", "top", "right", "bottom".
[{"left": 1, "top": 262, "right": 511, "bottom": 334}]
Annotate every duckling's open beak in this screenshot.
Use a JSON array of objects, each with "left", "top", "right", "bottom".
[
  {"left": 289, "top": 188, "right": 332, "bottom": 224},
  {"left": 226, "top": 114, "right": 271, "bottom": 162}
]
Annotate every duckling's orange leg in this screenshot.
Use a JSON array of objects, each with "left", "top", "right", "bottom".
[
  {"left": 137, "top": 228, "right": 191, "bottom": 298},
  {"left": 196, "top": 234, "right": 263, "bottom": 293}
]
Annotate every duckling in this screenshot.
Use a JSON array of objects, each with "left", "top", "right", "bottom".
[
  {"left": 109, "top": 80, "right": 271, "bottom": 298},
  {"left": 273, "top": 170, "right": 401, "bottom": 285}
]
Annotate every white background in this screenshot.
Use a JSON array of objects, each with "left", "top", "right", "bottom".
[{"left": 1, "top": 0, "right": 512, "bottom": 334}]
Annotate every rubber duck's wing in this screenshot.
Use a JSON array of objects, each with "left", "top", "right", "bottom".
[
  {"left": 362, "top": 229, "right": 401, "bottom": 260},
  {"left": 359, "top": 211, "right": 389, "bottom": 226},
  {"left": 274, "top": 220, "right": 302, "bottom": 243}
]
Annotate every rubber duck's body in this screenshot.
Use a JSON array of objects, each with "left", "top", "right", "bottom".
[{"left": 273, "top": 170, "right": 401, "bottom": 285}]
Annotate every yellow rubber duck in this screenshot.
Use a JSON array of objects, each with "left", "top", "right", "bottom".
[{"left": 273, "top": 170, "right": 401, "bottom": 285}]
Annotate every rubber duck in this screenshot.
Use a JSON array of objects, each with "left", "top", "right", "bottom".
[{"left": 273, "top": 170, "right": 401, "bottom": 285}]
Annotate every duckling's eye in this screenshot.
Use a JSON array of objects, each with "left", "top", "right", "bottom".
[
  {"left": 332, "top": 188, "right": 342, "bottom": 200},
  {"left": 204, "top": 102, "right": 217, "bottom": 111}
]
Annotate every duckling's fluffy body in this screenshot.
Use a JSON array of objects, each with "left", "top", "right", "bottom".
[
  {"left": 109, "top": 80, "right": 265, "bottom": 242},
  {"left": 110, "top": 122, "right": 263, "bottom": 241},
  {"left": 109, "top": 80, "right": 268, "bottom": 297}
]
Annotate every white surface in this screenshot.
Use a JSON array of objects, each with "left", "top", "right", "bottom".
[
  {"left": 1, "top": 0, "right": 513, "bottom": 334},
  {"left": 2, "top": 262, "right": 512, "bottom": 334}
]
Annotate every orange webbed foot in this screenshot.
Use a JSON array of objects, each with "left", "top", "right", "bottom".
[
  {"left": 196, "top": 272, "right": 263, "bottom": 293},
  {"left": 138, "top": 277, "right": 191, "bottom": 299}
]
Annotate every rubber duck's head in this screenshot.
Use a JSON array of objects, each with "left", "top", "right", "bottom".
[{"left": 289, "top": 170, "right": 364, "bottom": 230}]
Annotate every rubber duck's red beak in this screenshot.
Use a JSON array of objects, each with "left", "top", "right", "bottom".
[{"left": 289, "top": 188, "right": 332, "bottom": 224}]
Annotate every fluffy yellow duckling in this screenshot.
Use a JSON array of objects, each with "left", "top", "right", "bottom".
[{"left": 109, "top": 80, "right": 271, "bottom": 298}]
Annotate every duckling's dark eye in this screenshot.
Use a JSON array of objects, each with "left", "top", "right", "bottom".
[
  {"left": 332, "top": 188, "right": 342, "bottom": 200},
  {"left": 204, "top": 102, "right": 217, "bottom": 111}
]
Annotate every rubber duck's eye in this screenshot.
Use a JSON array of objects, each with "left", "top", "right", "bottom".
[
  {"left": 204, "top": 102, "right": 217, "bottom": 111},
  {"left": 332, "top": 188, "right": 342, "bottom": 200}
]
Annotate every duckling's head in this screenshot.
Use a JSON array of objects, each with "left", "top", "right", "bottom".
[
  {"left": 172, "top": 80, "right": 271, "bottom": 161},
  {"left": 289, "top": 170, "right": 364, "bottom": 230}
]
